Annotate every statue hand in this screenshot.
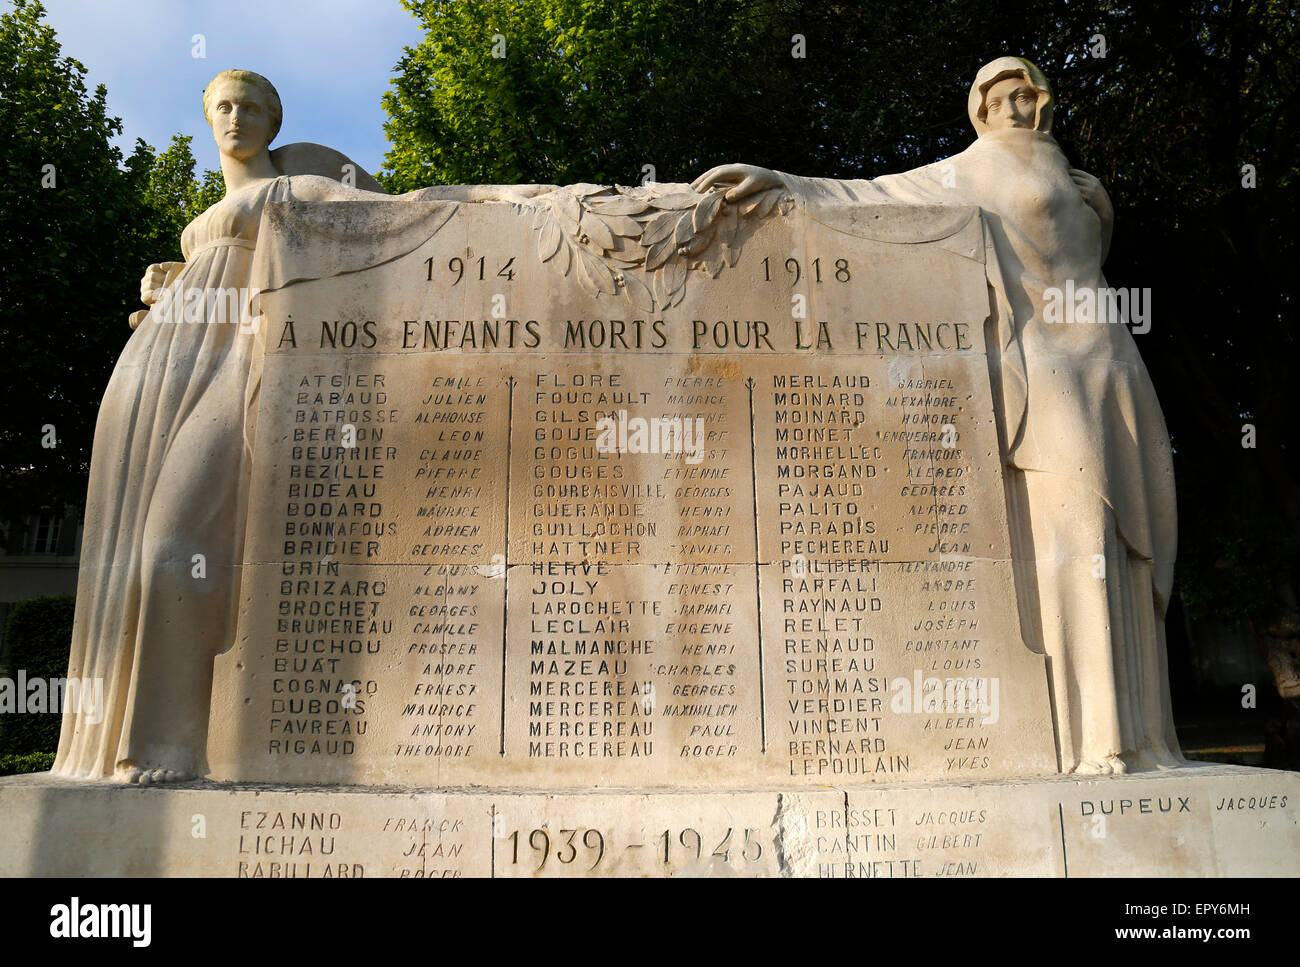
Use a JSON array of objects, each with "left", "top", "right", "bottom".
[
  {"left": 140, "top": 262, "right": 184, "bottom": 306},
  {"left": 1069, "top": 169, "right": 1113, "bottom": 223},
  {"left": 690, "top": 164, "right": 783, "bottom": 202}
]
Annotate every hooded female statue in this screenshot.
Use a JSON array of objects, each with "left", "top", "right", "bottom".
[
  {"left": 53, "top": 70, "right": 539, "bottom": 783},
  {"left": 694, "top": 56, "right": 1181, "bottom": 774}
]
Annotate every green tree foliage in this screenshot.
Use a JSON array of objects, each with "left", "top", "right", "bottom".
[
  {"left": 383, "top": 0, "right": 1299, "bottom": 637},
  {"left": 0, "top": 0, "right": 149, "bottom": 512},
  {"left": 382, "top": 0, "right": 814, "bottom": 188},
  {"left": 0, "top": 1, "right": 222, "bottom": 513},
  {"left": 0, "top": 594, "right": 74, "bottom": 761},
  {"left": 131, "top": 134, "right": 227, "bottom": 263}
]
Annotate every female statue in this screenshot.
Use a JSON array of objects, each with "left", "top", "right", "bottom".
[
  {"left": 53, "top": 70, "right": 535, "bottom": 783},
  {"left": 693, "top": 56, "right": 1181, "bottom": 774}
]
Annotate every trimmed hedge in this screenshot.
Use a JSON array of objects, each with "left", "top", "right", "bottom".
[
  {"left": 0, "top": 751, "right": 56, "bottom": 775},
  {"left": 0, "top": 595, "right": 75, "bottom": 770}
]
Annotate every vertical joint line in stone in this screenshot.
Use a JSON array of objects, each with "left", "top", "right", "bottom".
[
  {"left": 490, "top": 804, "right": 497, "bottom": 878},
  {"left": 500, "top": 376, "right": 516, "bottom": 757},
  {"left": 747, "top": 376, "right": 766, "bottom": 752},
  {"left": 1057, "top": 802, "right": 1069, "bottom": 877},
  {"left": 843, "top": 790, "right": 852, "bottom": 860}
]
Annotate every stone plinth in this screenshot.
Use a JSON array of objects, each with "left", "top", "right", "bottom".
[{"left": 2, "top": 765, "right": 1295, "bottom": 877}]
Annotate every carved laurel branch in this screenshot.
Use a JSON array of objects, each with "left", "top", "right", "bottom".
[{"left": 525, "top": 184, "right": 793, "bottom": 312}]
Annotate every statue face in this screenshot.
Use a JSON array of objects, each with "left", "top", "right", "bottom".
[
  {"left": 983, "top": 76, "right": 1038, "bottom": 131},
  {"left": 208, "top": 78, "right": 274, "bottom": 160}
]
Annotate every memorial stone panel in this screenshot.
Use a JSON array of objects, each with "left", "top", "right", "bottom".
[{"left": 207, "top": 194, "right": 1057, "bottom": 786}]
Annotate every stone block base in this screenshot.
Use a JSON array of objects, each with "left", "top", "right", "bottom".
[{"left": 1, "top": 764, "right": 1295, "bottom": 877}]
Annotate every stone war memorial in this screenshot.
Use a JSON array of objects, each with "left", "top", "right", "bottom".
[{"left": 1, "top": 60, "right": 1295, "bottom": 878}]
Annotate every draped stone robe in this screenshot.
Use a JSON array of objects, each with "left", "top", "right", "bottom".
[
  {"left": 779, "top": 129, "right": 1180, "bottom": 770},
  {"left": 53, "top": 175, "right": 455, "bottom": 779}
]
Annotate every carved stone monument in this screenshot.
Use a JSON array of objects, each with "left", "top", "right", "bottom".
[{"left": 1, "top": 63, "right": 1294, "bottom": 877}]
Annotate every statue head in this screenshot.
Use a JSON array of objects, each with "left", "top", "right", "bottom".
[
  {"left": 968, "top": 57, "right": 1053, "bottom": 136},
  {"left": 202, "top": 69, "right": 283, "bottom": 157}
]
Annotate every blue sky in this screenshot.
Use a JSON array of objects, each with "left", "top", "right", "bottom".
[{"left": 38, "top": 0, "right": 425, "bottom": 175}]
